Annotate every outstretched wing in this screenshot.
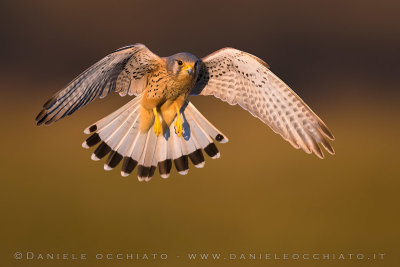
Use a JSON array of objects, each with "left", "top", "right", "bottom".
[
  {"left": 36, "top": 43, "right": 160, "bottom": 125},
  {"left": 191, "top": 48, "right": 334, "bottom": 158}
]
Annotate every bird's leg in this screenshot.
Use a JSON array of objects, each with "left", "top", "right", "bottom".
[
  {"left": 174, "top": 106, "right": 183, "bottom": 137},
  {"left": 153, "top": 107, "right": 162, "bottom": 136}
]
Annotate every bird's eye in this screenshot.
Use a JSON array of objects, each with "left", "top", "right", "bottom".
[{"left": 177, "top": 60, "right": 183, "bottom": 66}]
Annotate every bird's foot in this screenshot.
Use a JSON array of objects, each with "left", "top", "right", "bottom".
[
  {"left": 153, "top": 108, "right": 162, "bottom": 136},
  {"left": 175, "top": 112, "right": 183, "bottom": 137}
]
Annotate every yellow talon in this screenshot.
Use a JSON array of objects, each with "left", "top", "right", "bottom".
[
  {"left": 153, "top": 107, "right": 162, "bottom": 136},
  {"left": 175, "top": 107, "right": 183, "bottom": 137}
]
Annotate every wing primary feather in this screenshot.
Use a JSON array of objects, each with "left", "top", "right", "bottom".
[
  {"left": 36, "top": 44, "right": 160, "bottom": 126},
  {"left": 193, "top": 47, "right": 335, "bottom": 158}
]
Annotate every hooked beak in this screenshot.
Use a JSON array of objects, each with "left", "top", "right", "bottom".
[{"left": 183, "top": 64, "right": 194, "bottom": 75}]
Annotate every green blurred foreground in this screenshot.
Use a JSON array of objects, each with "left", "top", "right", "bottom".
[{"left": 0, "top": 87, "right": 398, "bottom": 267}]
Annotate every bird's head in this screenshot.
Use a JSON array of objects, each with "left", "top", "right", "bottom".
[{"left": 166, "top": 52, "right": 199, "bottom": 80}]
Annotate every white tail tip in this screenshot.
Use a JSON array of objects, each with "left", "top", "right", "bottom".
[
  {"left": 219, "top": 138, "right": 228, "bottom": 144},
  {"left": 211, "top": 152, "right": 220, "bottom": 159},
  {"left": 91, "top": 154, "right": 100, "bottom": 161},
  {"left": 82, "top": 142, "right": 89, "bottom": 149},
  {"left": 195, "top": 162, "right": 205, "bottom": 168}
]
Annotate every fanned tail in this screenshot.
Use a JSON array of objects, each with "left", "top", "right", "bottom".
[{"left": 82, "top": 96, "right": 228, "bottom": 181}]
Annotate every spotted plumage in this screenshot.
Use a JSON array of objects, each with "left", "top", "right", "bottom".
[{"left": 36, "top": 43, "right": 334, "bottom": 181}]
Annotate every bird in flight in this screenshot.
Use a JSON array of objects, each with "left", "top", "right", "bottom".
[{"left": 36, "top": 44, "right": 335, "bottom": 181}]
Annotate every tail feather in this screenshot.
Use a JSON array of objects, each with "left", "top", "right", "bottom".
[
  {"left": 116, "top": 114, "right": 141, "bottom": 156},
  {"left": 156, "top": 134, "right": 170, "bottom": 178},
  {"left": 149, "top": 147, "right": 158, "bottom": 180},
  {"left": 186, "top": 102, "right": 228, "bottom": 143},
  {"left": 82, "top": 96, "right": 228, "bottom": 181},
  {"left": 169, "top": 127, "right": 182, "bottom": 161},
  {"left": 185, "top": 108, "right": 220, "bottom": 159},
  {"left": 102, "top": 106, "right": 140, "bottom": 149},
  {"left": 174, "top": 135, "right": 189, "bottom": 175},
  {"left": 83, "top": 96, "right": 142, "bottom": 134},
  {"left": 91, "top": 142, "right": 111, "bottom": 161},
  {"left": 105, "top": 151, "right": 123, "bottom": 170},
  {"left": 185, "top": 112, "right": 211, "bottom": 149},
  {"left": 188, "top": 149, "right": 205, "bottom": 168},
  {"left": 137, "top": 131, "right": 157, "bottom": 181}
]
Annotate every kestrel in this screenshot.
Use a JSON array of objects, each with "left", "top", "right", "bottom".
[{"left": 36, "top": 43, "right": 335, "bottom": 181}]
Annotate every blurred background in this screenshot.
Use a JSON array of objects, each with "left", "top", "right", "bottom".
[{"left": 0, "top": 0, "right": 399, "bottom": 266}]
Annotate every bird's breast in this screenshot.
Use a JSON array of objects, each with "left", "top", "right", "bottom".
[{"left": 163, "top": 75, "right": 194, "bottom": 99}]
